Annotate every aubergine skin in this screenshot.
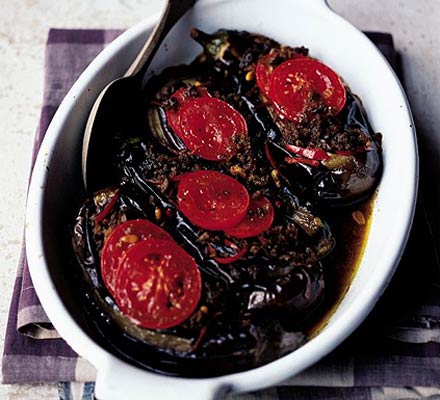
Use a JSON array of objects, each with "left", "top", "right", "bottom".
[
  {"left": 189, "top": 29, "right": 382, "bottom": 207},
  {"left": 70, "top": 28, "right": 381, "bottom": 377},
  {"left": 71, "top": 176, "right": 322, "bottom": 376}
]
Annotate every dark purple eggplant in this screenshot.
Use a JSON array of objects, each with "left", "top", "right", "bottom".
[
  {"left": 69, "top": 28, "right": 378, "bottom": 378},
  {"left": 191, "top": 29, "right": 382, "bottom": 207}
]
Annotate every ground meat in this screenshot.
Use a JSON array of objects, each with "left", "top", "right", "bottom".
[
  {"left": 265, "top": 92, "right": 370, "bottom": 153},
  {"left": 71, "top": 28, "right": 381, "bottom": 378}
]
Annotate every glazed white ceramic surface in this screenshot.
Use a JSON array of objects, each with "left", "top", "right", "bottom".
[{"left": 25, "top": 0, "right": 418, "bottom": 399}]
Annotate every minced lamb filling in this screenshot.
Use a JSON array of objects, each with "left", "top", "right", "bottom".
[{"left": 71, "top": 28, "right": 382, "bottom": 377}]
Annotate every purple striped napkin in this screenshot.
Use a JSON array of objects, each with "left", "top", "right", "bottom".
[{"left": 2, "top": 29, "right": 440, "bottom": 400}]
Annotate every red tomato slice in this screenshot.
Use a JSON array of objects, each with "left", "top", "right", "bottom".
[
  {"left": 100, "top": 219, "right": 173, "bottom": 296},
  {"left": 166, "top": 107, "right": 181, "bottom": 138},
  {"left": 165, "top": 87, "right": 210, "bottom": 136},
  {"left": 256, "top": 53, "right": 276, "bottom": 96},
  {"left": 177, "top": 170, "right": 250, "bottom": 230},
  {"left": 114, "top": 239, "right": 201, "bottom": 330},
  {"left": 225, "top": 196, "right": 275, "bottom": 238},
  {"left": 256, "top": 51, "right": 306, "bottom": 97},
  {"left": 166, "top": 89, "right": 190, "bottom": 136},
  {"left": 169, "top": 96, "right": 248, "bottom": 161},
  {"left": 268, "top": 58, "right": 346, "bottom": 121}
]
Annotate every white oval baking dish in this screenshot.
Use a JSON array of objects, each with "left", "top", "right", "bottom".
[{"left": 25, "top": 0, "right": 418, "bottom": 398}]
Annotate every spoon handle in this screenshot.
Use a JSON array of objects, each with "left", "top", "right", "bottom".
[{"left": 125, "top": 0, "right": 198, "bottom": 80}]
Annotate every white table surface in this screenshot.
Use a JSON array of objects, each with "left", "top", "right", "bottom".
[{"left": 0, "top": 1, "right": 439, "bottom": 398}]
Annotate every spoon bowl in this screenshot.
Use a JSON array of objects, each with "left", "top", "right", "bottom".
[{"left": 82, "top": 0, "right": 197, "bottom": 192}]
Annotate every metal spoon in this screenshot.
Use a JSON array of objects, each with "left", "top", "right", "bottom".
[{"left": 82, "top": 0, "right": 197, "bottom": 192}]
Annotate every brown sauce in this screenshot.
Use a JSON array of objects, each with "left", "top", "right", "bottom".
[{"left": 308, "top": 194, "right": 375, "bottom": 337}]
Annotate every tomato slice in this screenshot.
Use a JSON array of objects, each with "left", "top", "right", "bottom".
[
  {"left": 268, "top": 58, "right": 346, "bottom": 121},
  {"left": 166, "top": 93, "right": 185, "bottom": 135},
  {"left": 114, "top": 239, "right": 201, "bottom": 330},
  {"left": 225, "top": 196, "right": 275, "bottom": 238},
  {"left": 165, "top": 87, "right": 210, "bottom": 137},
  {"left": 168, "top": 96, "right": 248, "bottom": 161},
  {"left": 177, "top": 170, "right": 250, "bottom": 230},
  {"left": 256, "top": 53, "right": 276, "bottom": 96},
  {"left": 101, "top": 219, "right": 173, "bottom": 296},
  {"left": 256, "top": 51, "right": 307, "bottom": 96}
]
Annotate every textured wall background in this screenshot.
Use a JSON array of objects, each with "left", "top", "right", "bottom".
[{"left": 0, "top": 0, "right": 438, "bottom": 398}]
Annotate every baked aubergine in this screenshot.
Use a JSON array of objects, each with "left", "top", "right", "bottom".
[{"left": 71, "top": 29, "right": 382, "bottom": 377}]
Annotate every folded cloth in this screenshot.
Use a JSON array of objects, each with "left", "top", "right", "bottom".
[
  {"left": 1, "top": 29, "right": 122, "bottom": 385},
  {"left": 2, "top": 28, "right": 440, "bottom": 399}
]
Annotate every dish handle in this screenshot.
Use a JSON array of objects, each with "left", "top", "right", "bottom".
[{"left": 94, "top": 354, "right": 232, "bottom": 400}]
